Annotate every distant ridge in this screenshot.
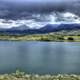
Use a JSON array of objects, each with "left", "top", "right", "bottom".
[{"left": 0, "top": 23, "right": 80, "bottom": 34}]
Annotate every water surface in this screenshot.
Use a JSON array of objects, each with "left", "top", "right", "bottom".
[{"left": 0, "top": 41, "right": 80, "bottom": 74}]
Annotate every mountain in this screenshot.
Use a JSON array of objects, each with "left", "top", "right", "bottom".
[
  {"left": 38, "top": 23, "right": 80, "bottom": 33},
  {"left": 0, "top": 23, "right": 80, "bottom": 34},
  {"left": 9, "top": 25, "right": 30, "bottom": 30},
  {"left": 58, "top": 23, "right": 80, "bottom": 30}
]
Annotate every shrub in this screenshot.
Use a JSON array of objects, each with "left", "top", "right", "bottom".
[
  {"left": 57, "top": 36, "right": 64, "bottom": 40},
  {"left": 40, "top": 37, "right": 50, "bottom": 41},
  {"left": 67, "top": 37, "right": 74, "bottom": 41}
]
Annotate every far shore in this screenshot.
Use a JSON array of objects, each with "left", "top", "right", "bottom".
[
  {"left": 0, "top": 33, "right": 80, "bottom": 42},
  {"left": 0, "top": 30, "right": 80, "bottom": 41}
]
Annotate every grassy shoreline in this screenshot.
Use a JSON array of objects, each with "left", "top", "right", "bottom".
[
  {"left": 0, "top": 33, "right": 80, "bottom": 42},
  {"left": 0, "top": 70, "right": 80, "bottom": 80},
  {"left": 0, "top": 30, "right": 80, "bottom": 41}
]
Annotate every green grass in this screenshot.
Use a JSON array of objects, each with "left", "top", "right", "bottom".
[
  {"left": 0, "top": 34, "right": 80, "bottom": 41},
  {"left": 0, "top": 30, "right": 80, "bottom": 41}
]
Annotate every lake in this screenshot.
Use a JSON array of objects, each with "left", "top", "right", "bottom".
[{"left": 0, "top": 41, "right": 80, "bottom": 74}]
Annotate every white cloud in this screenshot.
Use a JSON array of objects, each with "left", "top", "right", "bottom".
[{"left": 0, "top": 12, "right": 80, "bottom": 29}]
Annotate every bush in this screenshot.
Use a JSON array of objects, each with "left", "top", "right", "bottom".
[
  {"left": 57, "top": 36, "right": 64, "bottom": 40},
  {"left": 40, "top": 37, "right": 50, "bottom": 41},
  {"left": 14, "top": 70, "right": 25, "bottom": 78},
  {"left": 67, "top": 37, "right": 74, "bottom": 41}
]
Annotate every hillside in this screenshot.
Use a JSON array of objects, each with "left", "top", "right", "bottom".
[{"left": 0, "top": 30, "right": 80, "bottom": 41}]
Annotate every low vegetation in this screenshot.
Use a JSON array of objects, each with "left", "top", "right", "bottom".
[
  {"left": 0, "top": 70, "right": 80, "bottom": 80},
  {"left": 0, "top": 30, "right": 80, "bottom": 41}
]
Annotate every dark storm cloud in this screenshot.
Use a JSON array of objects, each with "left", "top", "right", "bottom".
[{"left": 0, "top": 0, "right": 80, "bottom": 19}]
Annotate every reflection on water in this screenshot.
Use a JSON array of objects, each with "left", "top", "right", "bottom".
[{"left": 0, "top": 41, "right": 80, "bottom": 74}]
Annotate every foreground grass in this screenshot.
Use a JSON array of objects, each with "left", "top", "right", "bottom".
[{"left": 0, "top": 70, "right": 80, "bottom": 80}]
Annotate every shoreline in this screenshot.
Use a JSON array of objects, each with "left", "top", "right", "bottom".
[
  {"left": 0, "top": 30, "right": 80, "bottom": 41},
  {"left": 0, "top": 34, "right": 80, "bottom": 42},
  {"left": 0, "top": 71, "right": 80, "bottom": 80}
]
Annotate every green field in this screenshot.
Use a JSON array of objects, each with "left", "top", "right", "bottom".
[
  {"left": 0, "top": 34, "right": 80, "bottom": 41},
  {"left": 0, "top": 30, "right": 80, "bottom": 41}
]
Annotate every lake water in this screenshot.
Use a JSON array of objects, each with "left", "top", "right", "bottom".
[{"left": 0, "top": 41, "right": 80, "bottom": 74}]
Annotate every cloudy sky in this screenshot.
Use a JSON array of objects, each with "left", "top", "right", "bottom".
[
  {"left": 0, "top": 0, "right": 80, "bottom": 19},
  {"left": 0, "top": 0, "right": 80, "bottom": 11},
  {"left": 0, "top": 0, "right": 80, "bottom": 28}
]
